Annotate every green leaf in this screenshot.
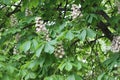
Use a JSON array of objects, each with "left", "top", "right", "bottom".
[
  {"left": 66, "top": 30, "right": 74, "bottom": 41},
  {"left": 56, "top": 31, "right": 67, "bottom": 40},
  {"left": 39, "top": 57, "right": 45, "bottom": 67},
  {"left": 91, "top": 14, "right": 98, "bottom": 20},
  {"left": 0, "top": 55, "right": 7, "bottom": 61},
  {"left": 6, "top": 65, "right": 16, "bottom": 73},
  {"left": 0, "top": 72, "right": 2, "bottom": 78},
  {"left": 1, "top": 75, "right": 10, "bottom": 80},
  {"left": 28, "top": 60, "right": 38, "bottom": 71},
  {"left": 2, "top": 0, "right": 11, "bottom": 5},
  {"left": 88, "top": 16, "right": 93, "bottom": 23},
  {"left": 97, "top": 73, "right": 105, "bottom": 80},
  {"left": 18, "top": 70, "right": 27, "bottom": 78},
  {"left": 12, "top": 0, "right": 19, "bottom": 2},
  {"left": 36, "top": 44, "right": 44, "bottom": 57},
  {"left": 67, "top": 74, "right": 75, "bottom": 80},
  {"left": 44, "top": 77, "right": 53, "bottom": 80},
  {"left": 32, "top": 39, "right": 38, "bottom": 49},
  {"left": 74, "top": 74, "right": 82, "bottom": 80},
  {"left": 74, "top": 62, "right": 82, "bottom": 70},
  {"left": 12, "top": 54, "right": 25, "bottom": 61},
  {"left": 29, "top": 0, "right": 39, "bottom": 9},
  {"left": 78, "top": 29, "right": 86, "bottom": 41},
  {"left": 65, "top": 62, "right": 72, "bottom": 71},
  {"left": 0, "top": 62, "right": 4, "bottom": 68},
  {"left": 25, "top": 72, "right": 36, "bottom": 80},
  {"left": 86, "top": 28, "right": 96, "bottom": 38},
  {"left": 48, "top": 40, "right": 57, "bottom": 45},
  {"left": 26, "top": 17, "right": 35, "bottom": 24},
  {"left": 44, "top": 43, "right": 54, "bottom": 54},
  {"left": 45, "top": 75, "right": 64, "bottom": 80},
  {"left": 58, "top": 62, "right": 66, "bottom": 71},
  {"left": 22, "top": 41, "right": 31, "bottom": 53}
]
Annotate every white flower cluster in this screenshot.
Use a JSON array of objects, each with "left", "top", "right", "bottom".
[
  {"left": 13, "top": 46, "right": 18, "bottom": 54},
  {"left": 71, "top": 4, "right": 82, "bottom": 19},
  {"left": 10, "top": 15, "right": 18, "bottom": 27},
  {"left": 35, "top": 17, "right": 51, "bottom": 41},
  {"left": 111, "top": 36, "right": 120, "bottom": 52},
  {"left": 54, "top": 43, "right": 65, "bottom": 58},
  {"left": 115, "top": 0, "right": 120, "bottom": 14},
  {"left": 25, "top": 8, "right": 33, "bottom": 16},
  {"left": 98, "top": 39, "right": 111, "bottom": 54}
]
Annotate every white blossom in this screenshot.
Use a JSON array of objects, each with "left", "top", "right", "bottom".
[
  {"left": 10, "top": 15, "right": 18, "bottom": 27},
  {"left": 35, "top": 17, "right": 46, "bottom": 32},
  {"left": 71, "top": 4, "right": 82, "bottom": 19},
  {"left": 82, "top": 59, "right": 87, "bottom": 63},
  {"left": 115, "top": 0, "right": 120, "bottom": 14},
  {"left": 111, "top": 36, "right": 120, "bottom": 52},
  {"left": 25, "top": 8, "right": 33, "bottom": 16},
  {"left": 54, "top": 43, "right": 65, "bottom": 58},
  {"left": 35, "top": 17, "right": 51, "bottom": 41},
  {"left": 13, "top": 46, "right": 18, "bottom": 54}
]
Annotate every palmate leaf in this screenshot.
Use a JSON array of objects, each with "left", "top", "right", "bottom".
[
  {"left": 2, "top": 0, "right": 11, "bottom": 5},
  {"left": 97, "top": 73, "right": 105, "bottom": 80},
  {"left": 67, "top": 74, "right": 82, "bottom": 80},
  {"left": 25, "top": 72, "right": 36, "bottom": 80},
  {"left": 66, "top": 30, "right": 74, "bottom": 41},
  {"left": 29, "top": 0, "right": 39, "bottom": 9},
  {"left": 58, "top": 62, "right": 66, "bottom": 71},
  {"left": 67, "top": 74, "right": 75, "bottom": 80},
  {"left": 0, "top": 0, "right": 120, "bottom": 79},
  {"left": 44, "top": 75, "right": 64, "bottom": 80},
  {"left": 32, "top": 39, "right": 38, "bottom": 49},
  {"left": 78, "top": 29, "right": 86, "bottom": 41},
  {"left": 44, "top": 42, "right": 54, "bottom": 54},
  {"left": 21, "top": 41, "right": 31, "bottom": 53},
  {"left": 6, "top": 64, "right": 16, "bottom": 73},
  {"left": 65, "top": 62, "right": 73, "bottom": 71},
  {"left": 36, "top": 44, "right": 44, "bottom": 57},
  {"left": 86, "top": 28, "right": 96, "bottom": 38}
]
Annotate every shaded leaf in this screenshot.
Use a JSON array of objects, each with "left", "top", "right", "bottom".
[
  {"left": 58, "top": 62, "right": 66, "bottom": 71},
  {"left": 65, "top": 62, "right": 72, "bottom": 71},
  {"left": 44, "top": 43, "right": 54, "bottom": 54},
  {"left": 78, "top": 29, "right": 86, "bottom": 41},
  {"left": 36, "top": 44, "right": 44, "bottom": 57},
  {"left": 97, "top": 73, "right": 105, "bottom": 80},
  {"left": 66, "top": 30, "right": 74, "bottom": 41},
  {"left": 67, "top": 74, "right": 75, "bottom": 80},
  {"left": 25, "top": 72, "right": 36, "bottom": 80},
  {"left": 86, "top": 28, "right": 96, "bottom": 38},
  {"left": 22, "top": 41, "right": 31, "bottom": 53},
  {"left": 32, "top": 39, "right": 38, "bottom": 49}
]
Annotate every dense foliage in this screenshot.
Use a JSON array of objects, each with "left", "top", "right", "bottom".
[{"left": 0, "top": 0, "right": 120, "bottom": 80}]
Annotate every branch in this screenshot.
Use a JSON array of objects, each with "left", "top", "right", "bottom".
[
  {"left": 0, "top": 5, "right": 6, "bottom": 10},
  {"left": 80, "top": 1, "right": 113, "bottom": 41},
  {"left": 97, "top": 10, "right": 110, "bottom": 21},
  {"left": 22, "top": 23, "right": 35, "bottom": 30},
  {"left": 6, "top": 0, "right": 22, "bottom": 17},
  {"left": 95, "top": 10, "right": 114, "bottom": 41},
  {"left": 97, "top": 21, "right": 113, "bottom": 41},
  {"left": 63, "top": 0, "right": 68, "bottom": 18}
]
